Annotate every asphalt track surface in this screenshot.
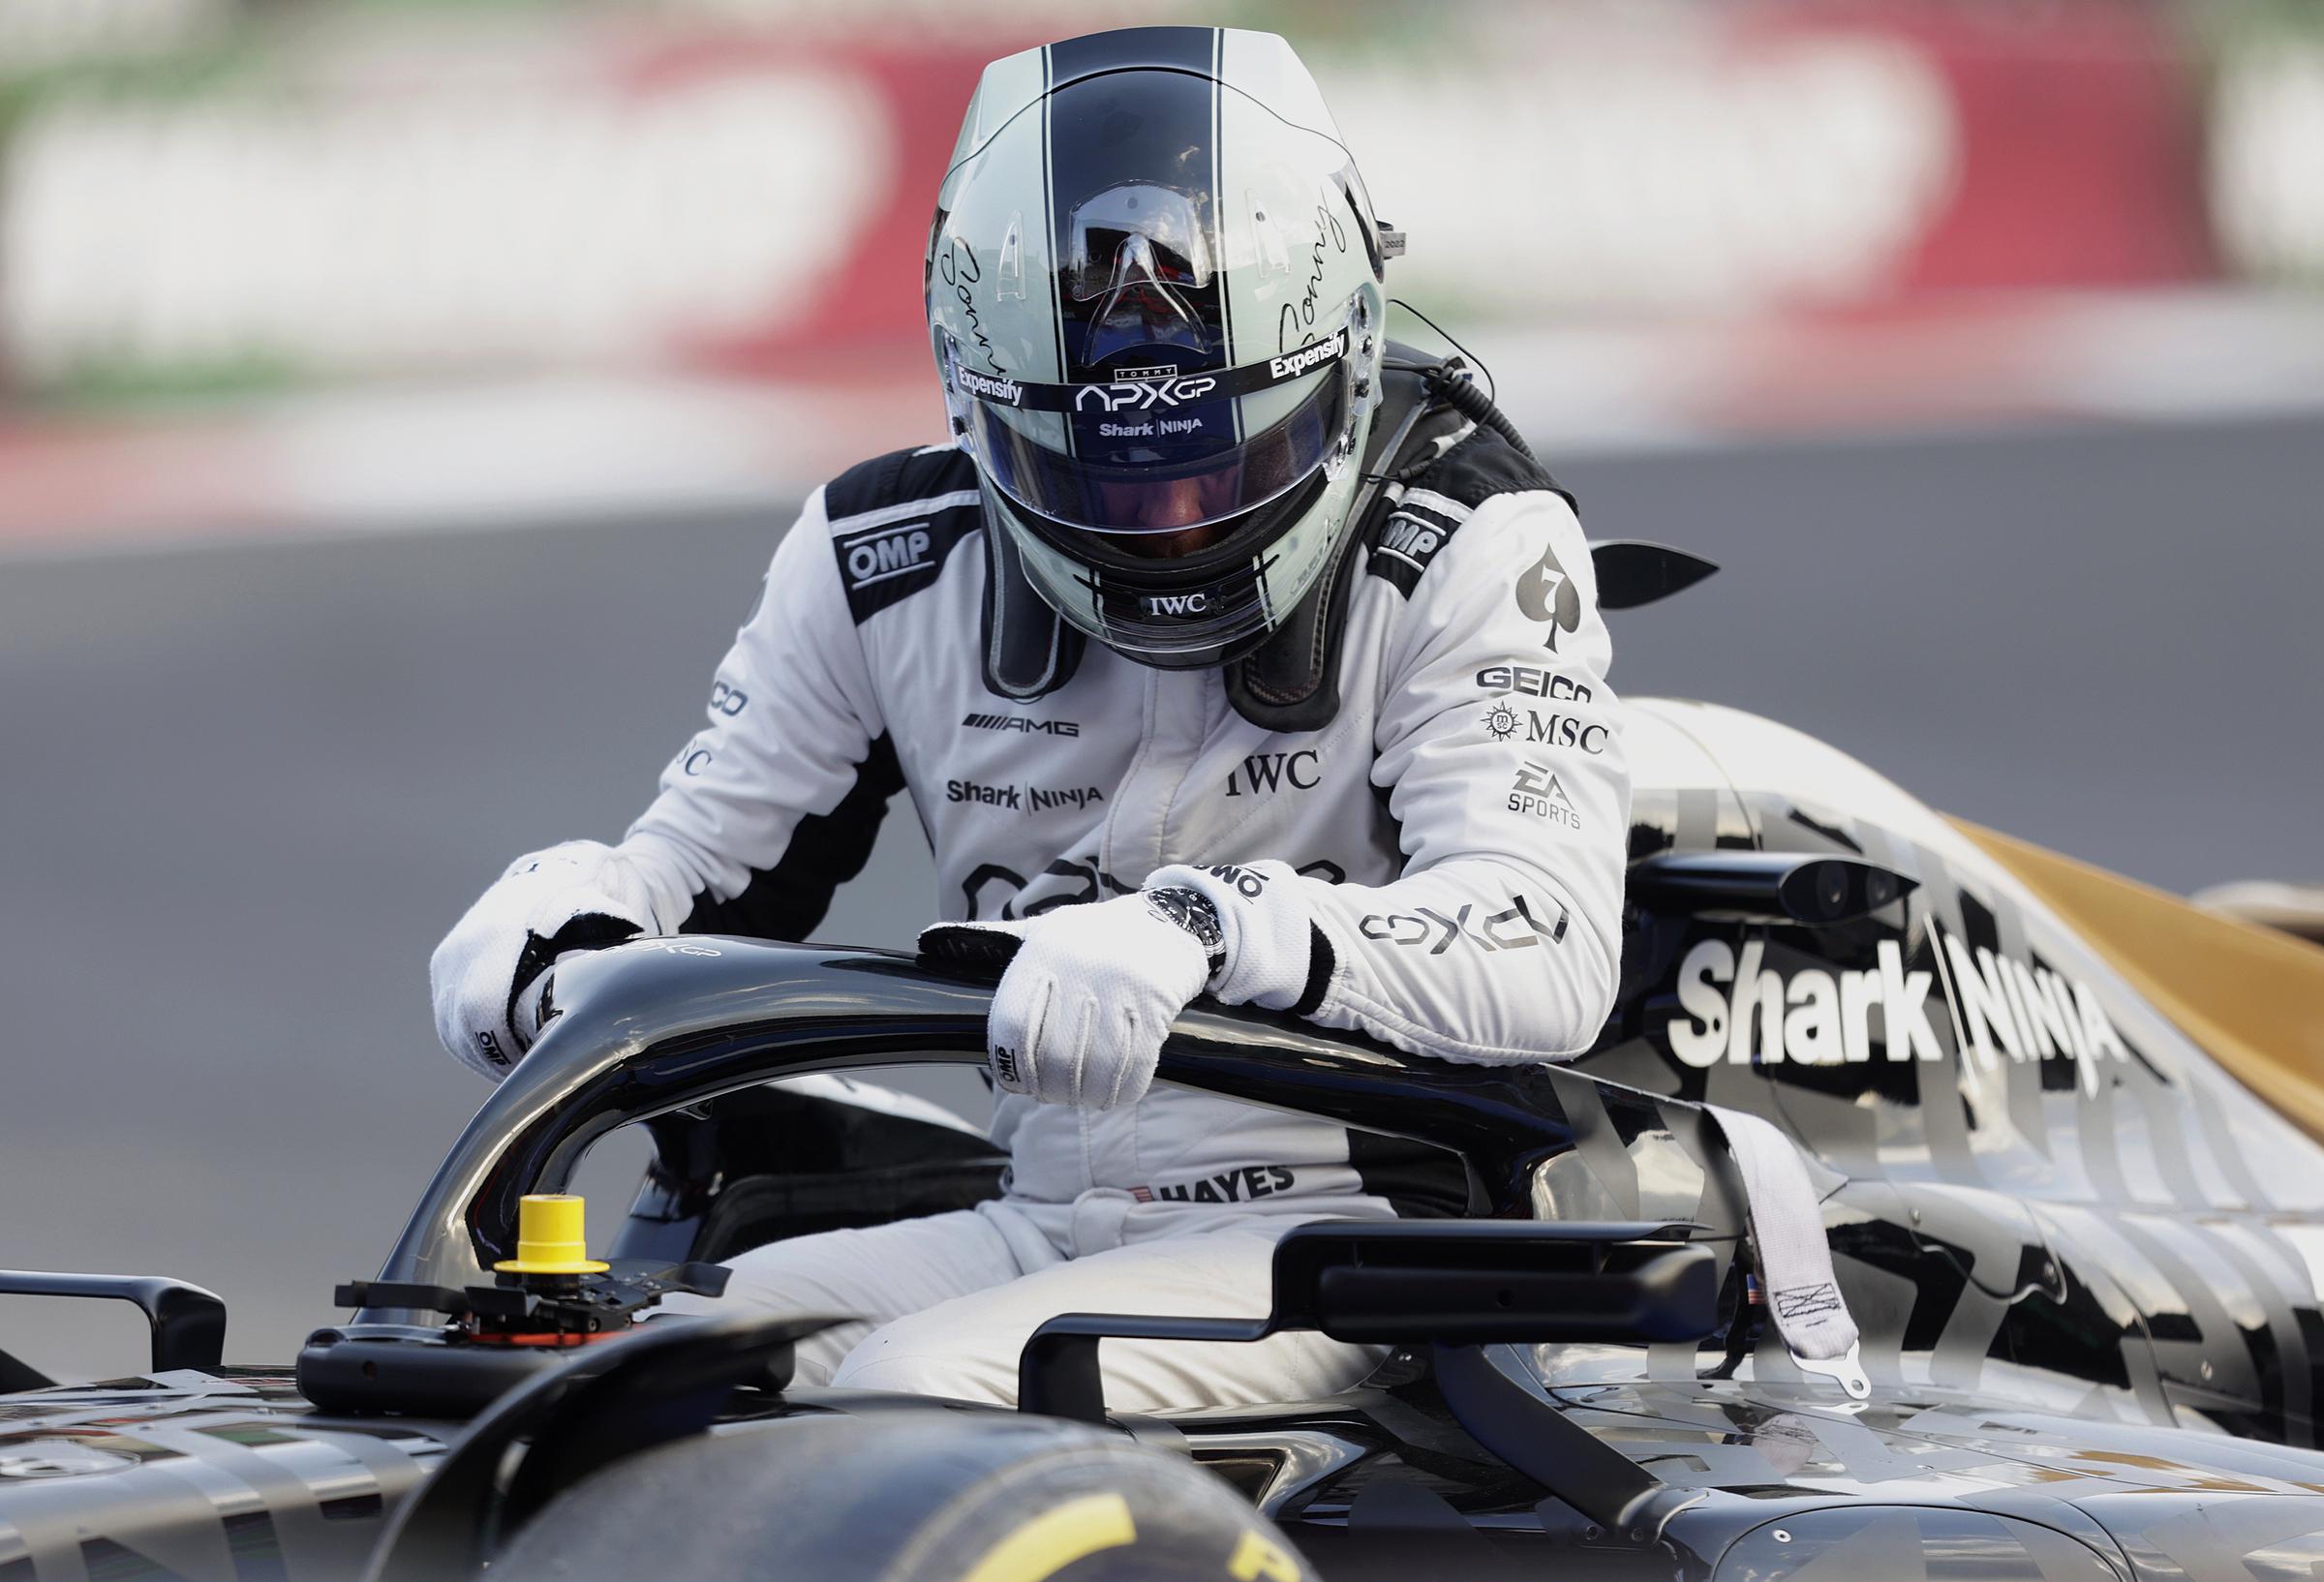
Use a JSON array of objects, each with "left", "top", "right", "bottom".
[{"left": 4, "top": 414, "right": 2321, "bottom": 1381}]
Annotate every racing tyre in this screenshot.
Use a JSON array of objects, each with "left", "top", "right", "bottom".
[{"left": 488, "top": 1408, "right": 1314, "bottom": 1582}]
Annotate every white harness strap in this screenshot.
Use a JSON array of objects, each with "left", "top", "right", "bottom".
[{"left": 1703, "top": 1105, "right": 1869, "bottom": 1399}]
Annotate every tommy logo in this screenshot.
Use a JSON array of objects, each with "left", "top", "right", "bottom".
[{"left": 842, "top": 525, "right": 933, "bottom": 589}]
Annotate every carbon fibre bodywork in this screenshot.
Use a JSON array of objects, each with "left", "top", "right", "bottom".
[{"left": 5, "top": 697, "right": 2322, "bottom": 1579}]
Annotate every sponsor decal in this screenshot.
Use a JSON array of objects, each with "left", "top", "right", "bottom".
[
  {"left": 1201, "top": 863, "right": 1270, "bottom": 899},
  {"left": 1075, "top": 375, "right": 1219, "bottom": 412},
  {"left": 1665, "top": 930, "right": 2129, "bottom": 1094},
  {"left": 963, "top": 856, "right": 1135, "bottom": 922},
  {"left": 945, "top": 779, "right": 1104, "bottom": 815},
  {"left": 1475, "top": 663, "right": 1593, "bottom": 703},
  {"left": 947, "top": 777, "right": 1020, "bottom": 810},
  {"left": 955, "top": 364, "right": 1023, "bottom": 406},
  {"left": 962, "top": 712, "right": 1080, "bottom": 737},
  {"left": 1483, "top": 703, "right": 1605, "bottom": 753},
  {"left": 1508, "top": 760, "right": 1580, "bottom": 826},
  {"left": 1269, "top": 327, "right": 1347, "bottom": 381},
  {"left": 992, "top": 1046, "right": 1021, "bottom": 1085},
  {"left": 1359, "top": 893, "right": 1568, "bottom": 954},
  {"left": 1099, "top": 415, "right": 1207, "bottom": 440},
  {"left": 683, "top": 746, "right": 714, "bottom": 776},
  {"left": 1514, "top": 539, "right": 1583, "bottom": 651},
  {"left": 709, "top": 681, "right": 747, "bottom": 716},
  {"left": 475, "top": 1029, "right": 510, "bottom": 1069},
  {"left": 1224, "top": 750, "right": 1320, "bottom": 797},
  {"left": 841, "top": 525, "right": 933, "bottom": 590},
  {"left": 1132, "top": 1166, "right": 1300, "bottom": 1204},
  {"left": 1028, "top": 785, "right": 1104, "bottom": 814},
  {"left": 1144, "top": 590, "right": 1212, "bottom": 617},
  {"left": 1376, "top": 509, "right": 1447, "bottom": 568}
]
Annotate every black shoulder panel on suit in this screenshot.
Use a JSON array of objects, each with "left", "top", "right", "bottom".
[{"left": 823, "top": 446, "right": 985, "bottom": 625}]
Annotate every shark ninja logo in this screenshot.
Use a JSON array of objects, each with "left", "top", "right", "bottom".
[{"left": 1514, "top": 540, "right": 1582, "bottom": 651}]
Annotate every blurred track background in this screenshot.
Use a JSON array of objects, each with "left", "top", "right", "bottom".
[{"left": 3, "top": 0, "right": 2321, "bottom": 1380}]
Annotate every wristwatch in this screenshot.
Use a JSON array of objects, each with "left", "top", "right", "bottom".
[{"left": 1145, "top": 886, "right": 1228, "bottom": 975}]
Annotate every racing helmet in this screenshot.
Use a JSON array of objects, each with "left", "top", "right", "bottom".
[{"left": 928, "top": 27, "right": 1391, "bottom": 670}]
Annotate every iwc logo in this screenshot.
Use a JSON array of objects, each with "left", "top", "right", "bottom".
[{"left": 1483, "top": 702, "right": 1520, "bottom": 742}]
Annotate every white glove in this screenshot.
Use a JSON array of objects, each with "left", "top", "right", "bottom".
[
  {"left": 428, "top": 840, "right": 660, "bottom": 1081},
  {"left": 919, "top": 890, "right": 1213, "bottom": 1109},
  {"left": 917, "top": 863, "right": 1321, "bottom": 1109}
]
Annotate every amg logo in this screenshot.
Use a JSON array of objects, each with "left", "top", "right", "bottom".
[
  {"left": 842, "top": 526, "right": 933, "bottom": 589},
  {"left": 1224, "top": 751, "right": 1319, "bottom": 797},
  {"left": 963, "top": 713, "right": 1081, "bottom": 738},
  {"left": 1667, "top": 931, "right": 2128, "bottom": 1093},
  {"left": 1028, "top": 785, "right": 1105, "bottom": 813}
]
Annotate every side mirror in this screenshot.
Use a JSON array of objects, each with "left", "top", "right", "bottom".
[{"left": 1018, "top": 1220, "right": 1715, "bottom": 1422}]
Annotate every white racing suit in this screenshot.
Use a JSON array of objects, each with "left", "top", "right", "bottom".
[{"left": 594, "top": 430, "right": 1632, "bottom": 1405}]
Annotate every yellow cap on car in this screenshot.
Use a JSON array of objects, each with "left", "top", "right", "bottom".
[{"left": 493, "top": 1194, "right": 610, "bottom": 1275}]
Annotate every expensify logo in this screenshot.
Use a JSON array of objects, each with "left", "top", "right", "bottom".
[{"left": 1665, "top": 925, "right": 2129, "bottom": 1094}]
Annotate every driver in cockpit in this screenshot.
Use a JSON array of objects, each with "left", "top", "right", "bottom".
[{"left": 428, "top": 24, "right": 1629, "bottom": 1411}]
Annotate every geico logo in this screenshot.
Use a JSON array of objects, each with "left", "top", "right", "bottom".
[
  {"left": 1475, "top": 664, "right": 1593, "bottom": 703},
  {"left": 1269, "top": 329, "right": 1346, "bottom": 380},
  {"left": 1224, "top": 750, "right": 1319, "bottom": 797},
  {"left": 1073, "top": 376, "right": 1219, "bottom": 412},
  {"left": 1144, "top": 591, "right": 1211, "bottom": 617},
  {"left": 1667, "top": 933, "right": 2128, "bottom": 1093},
  {"left": 946, "top": 777, "right": 1020, "bottom": 810},
  {"left": 708, "top": 681, "right": 747, "bottom": 716},
  {"left": 1028, "top": 785, "right": 1105, "bottom": 813},
  {"left": 843, "top": 527, "right": 933, "bottom": 588},
  {"left": 1359, "top": 893, "right": 1566, "bottom": 954},
  {"left": 955, "top": 366, "right": 1022, "bottom": 406},
  {"left": 1526, "top": 712, "right": 1607, "bottom": 753}
]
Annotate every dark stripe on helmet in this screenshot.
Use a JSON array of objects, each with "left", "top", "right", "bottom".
[
  {"left": 1209, "top": 26, "right": 1241, "bottom": 444},
  {"left": 1042, "top": 27, "right": 1226, "bottom": 385}
]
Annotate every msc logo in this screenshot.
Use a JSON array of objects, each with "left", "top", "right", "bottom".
[
  {"left": 1144, "top": 591, "right": 1212, "bottom": 618},
  {"left": 1074, "top": 376, "right": 1218, "bottom": 413},
  {"left": 842, "top": 526, "right": 933, "bottom": 590},
  {"left": 1224, "top": 751, "right": 1320, "bottom": 798}
]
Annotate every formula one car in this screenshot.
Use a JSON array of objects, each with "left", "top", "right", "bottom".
[{"left": 7, "top": 589, "right": 2324, "bottom": 1581}]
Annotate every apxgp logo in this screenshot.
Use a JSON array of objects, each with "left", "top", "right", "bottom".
[
  {"left": 1360, "top": 893, "right": 1568, "bottom": 955},
  {"left": 1075, "top": 375, "right": 1219, "bottom": 413}
]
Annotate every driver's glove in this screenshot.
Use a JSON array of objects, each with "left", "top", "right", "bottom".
[
  {"left": 918, "top": 862, "right": 1318, "bottom": 1110},
  {"left": 428, "top": 840, "right": 660, "bottom": 1081}
]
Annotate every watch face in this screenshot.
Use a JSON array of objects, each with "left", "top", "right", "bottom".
[{"left": 1146, "top": 887, "right": 1224, "bottom": 955}]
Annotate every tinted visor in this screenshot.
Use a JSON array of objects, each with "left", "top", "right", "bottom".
[{"left": 964, "top": 360, "right": 1351, "bottom": 536}]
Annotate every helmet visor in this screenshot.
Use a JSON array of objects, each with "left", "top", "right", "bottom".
[{"left": 962, "top": 357, "right": 1352, "bottom": 536}]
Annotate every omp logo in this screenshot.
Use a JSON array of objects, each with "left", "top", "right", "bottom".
[
  {"left": 1667, "top": 930, "right": 2129, "bottom": 1093},
  {"left": 1201, "top": 863, "right": 1270, "bottom": 899},
  {"left": 955, "top": 366, "right": 1022, "bottom": 406},
  {"left": 1269, "top": 328, "right": 1346, "bottom": 380},
  {"left": 1144, "top": 591, "right": 1211, "bottom": 617},
  {"left": 1475, "top": 664, "right": 1592, "bottom": 703},
  {"left": 842, "top": 526, "right": 932, "bottom": 589},
  {"left": 1359, "top": 894, "right": 1567, "bottom": 955},
  {"left": 1224, "top": 751, "right": 1319, "bottom": 797},
  {"left": 963, "top": 713, "right": 1080, "bottom": 737},
  {"left": 1376, "top": 511, "right": 1443, "bottom": 565},
  {"left": 1075, "top": 375, "right": 1219, "bottom": 412}
]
